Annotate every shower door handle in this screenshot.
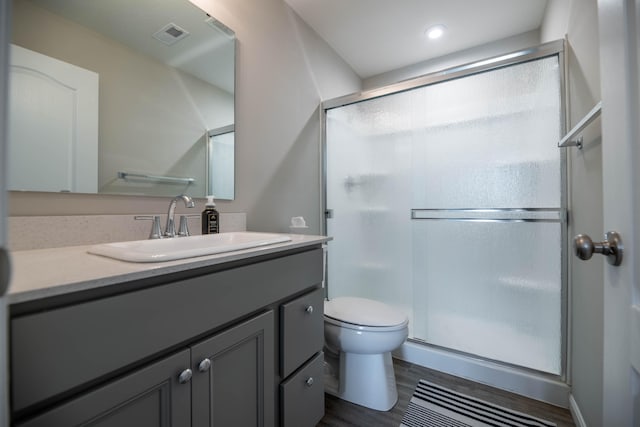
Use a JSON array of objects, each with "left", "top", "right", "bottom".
[{"left": 573, "top": 231, "right": 623, "bottom": 266}]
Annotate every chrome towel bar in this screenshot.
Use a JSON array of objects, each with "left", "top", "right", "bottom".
[
  {"left": 117, "top": 171, "right": 195, "bottom": 184},
  {"left": 558, "top": 101, "right": 601, "bottom": 149}
]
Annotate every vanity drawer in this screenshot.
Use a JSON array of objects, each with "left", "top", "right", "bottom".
[
  {"left": 11, "top": 248, "right": 323, "bottom": 412},
  {"left": 280, "top": 287, "right": 324, "bottom": 378},
  {"left": 280, "top": 352, "right": 324, "bottom": 427}
]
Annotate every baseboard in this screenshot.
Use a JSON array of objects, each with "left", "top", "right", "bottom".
[
  {"left": 569, "top": 394, "right": 587, "bottom": 427},
  {"left": 394, "top": 341, "right": 570, "bottom": 408}
]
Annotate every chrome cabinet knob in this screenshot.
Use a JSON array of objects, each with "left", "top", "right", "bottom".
[
  {"left": 198, "top": 358, "right": 212, "bottom": 372},
  {"left": 178, "top": 369, "right": 193, "bottom": 384},
  {"left": 305, "top": 305, "right": 314, "bottom": 314},
  {"left": 305, "top": 377, "right": 314, "bottom": 387},
  {"left": 573, "top": 231, "right": 623, "bottom": 266}
]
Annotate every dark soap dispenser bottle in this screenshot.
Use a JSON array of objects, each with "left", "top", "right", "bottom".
[{"left": 201, "top": 195, "right": 220, "bottom": 234}]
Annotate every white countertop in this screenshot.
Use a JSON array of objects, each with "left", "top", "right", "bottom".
[{"left": 7, "top": 234, "right": 330, "bottom": 305}]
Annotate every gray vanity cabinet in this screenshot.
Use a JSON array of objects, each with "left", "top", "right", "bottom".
[
  {"left": 15, "top": 311, "right": 275, "bottom": 427},
  {"left": 10, "top": 246, "right": 324, "bottom": 427},
  {"left": 15, "top": 349, "right": 192, "bottom": 427}
]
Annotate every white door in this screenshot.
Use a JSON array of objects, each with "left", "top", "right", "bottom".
[
  {"left": 598, "top": 0, "right": 640, "bottom": 424},
  {"left": 0, "top": 0, "right": 10, "bottom": 425},
  {"left": 8, "top": 44, "right": 98, "bottom": 193}
]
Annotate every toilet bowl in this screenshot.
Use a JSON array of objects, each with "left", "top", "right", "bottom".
[{"left": 323, "top": 296, "right": 409, "bottom": 411}]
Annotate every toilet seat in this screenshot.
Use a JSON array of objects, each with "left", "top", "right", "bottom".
[
  {"left": 324, "top": 297, "right": 408, "bottom": 332},
  {"left": 324, "top": 315, "right": 408, "bottom": 332}
]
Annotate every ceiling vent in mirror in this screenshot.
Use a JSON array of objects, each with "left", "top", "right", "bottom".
[{"left": 153, "top": 23, "right": 190, "bottom": 45}]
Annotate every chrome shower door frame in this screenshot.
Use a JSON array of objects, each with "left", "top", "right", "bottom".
[{"left": 321, "top": 39, "right": 570, "bottom": 406}]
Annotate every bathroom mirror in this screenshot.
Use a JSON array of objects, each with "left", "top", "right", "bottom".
[{"left": 9, "top": 0, "right": 235, "bottom": 199}]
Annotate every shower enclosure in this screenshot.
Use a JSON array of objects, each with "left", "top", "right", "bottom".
[{"left": 323, "top": 41, "right": 567, "bottom": 401}]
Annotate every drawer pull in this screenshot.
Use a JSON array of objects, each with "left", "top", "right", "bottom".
[
  {"left": 305, "top": 377, "right": 314, "bottom": 387},
  {"left": 305, "top": 305, "right": 314, "bottom": 314},
  {"left": 198, "top": 358, "right": 212, "bottom": 372},
  {"left": 178, "top": 369, "right": 193, "bottom": 384}
]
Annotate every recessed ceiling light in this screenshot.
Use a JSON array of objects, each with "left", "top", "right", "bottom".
[{"left": 426, "top": 24, "right": 446, "bottom": 40}]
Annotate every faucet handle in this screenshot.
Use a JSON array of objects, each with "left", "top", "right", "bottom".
[
  {"left": 135, "top": 215, "right": 163, "bottom": 239},
  {"left": 178, "top": 214, "right": 200, "bottom": 237}
]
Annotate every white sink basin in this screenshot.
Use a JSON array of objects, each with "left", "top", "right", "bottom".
[{"left": 88, "top": 232, "right": 292, "bottom": 263}]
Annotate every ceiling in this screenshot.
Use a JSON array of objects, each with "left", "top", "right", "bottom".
[
  {"left": 30, "top": 0, "right": 235, "bottom": 93},
  {"left": 284, "top": 0, "right": 549, "bottom": 79}
]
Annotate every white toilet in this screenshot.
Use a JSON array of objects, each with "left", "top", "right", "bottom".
[{"left": 323, "top": 296, "right": 409, "bottom": 411}]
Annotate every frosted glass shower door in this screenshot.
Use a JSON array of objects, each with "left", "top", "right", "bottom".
[
  {"left": 325, "top": 103, "right": 414, "bottom": 317},
  {"left": 325, "top": 55, "right": 564, "bottom": 375},
  {"left": 410, "top": 57, "right": 563, "bottom": 374}
]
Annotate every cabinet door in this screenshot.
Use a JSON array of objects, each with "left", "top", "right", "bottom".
[
  {"left": 191, "top": 311, "right": 275, "bottom": 427},
  {"left": 280, "top": 352, "right": 325, "bottom": 427},
  {"left": 280, "top": 287, "right": 324, "bottom": 378},
  {"left": 15, "top": 349, "right": 191, "bottom": 427}
]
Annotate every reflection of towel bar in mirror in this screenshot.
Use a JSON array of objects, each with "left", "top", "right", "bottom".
[
  {"left": 558, "top": 101, "right": 602, "bottom": 149},
  {"left": 117, "top": 172, "right": 195, "bottom": 184}
]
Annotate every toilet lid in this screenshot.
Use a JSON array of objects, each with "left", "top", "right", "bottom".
[{"left": 324, "top": 297, "right": 407, "bottom": 327}]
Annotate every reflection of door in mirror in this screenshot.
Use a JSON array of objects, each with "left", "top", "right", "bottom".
[
  {"left": 208, "top": 126, "right": 235, "bottom": 200},
  {"left": 8, "top": 44, "right": 98, "bottom": 193}
]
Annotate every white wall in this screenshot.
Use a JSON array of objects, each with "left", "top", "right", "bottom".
[
  {"left": 188, "top": 0, "right": 361, "bottom": 233},
  {"left": 286, "top": 7, "right": 362, "bottom": 102},
  {"left": 540, "top": 0, "right": 570, "bottom": 42},
  {"left": 363, "top": 30, "right": 540, "bottom": 90},
  {"left": 542, "top": 0, "right": 604, "bottom": 425}
]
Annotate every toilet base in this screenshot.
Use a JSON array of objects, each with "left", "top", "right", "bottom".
[{"left": 325, "top": 350, "right": 398, "bottom": 411}]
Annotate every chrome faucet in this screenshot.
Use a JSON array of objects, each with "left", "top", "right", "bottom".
[{"left": 165, "top": 194, "right": 195, "bottom": 237}]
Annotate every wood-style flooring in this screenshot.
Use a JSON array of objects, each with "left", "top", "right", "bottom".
[{"left": 319, "top": 358, "right": 576, "bottom": 427}]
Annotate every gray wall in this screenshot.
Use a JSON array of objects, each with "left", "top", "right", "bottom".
[
  {"left": 8, "top": 0, "right": 361, "bottom": 235},
  {"left": 542, "top": 0, "right": 603, "bottom": 425}
]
